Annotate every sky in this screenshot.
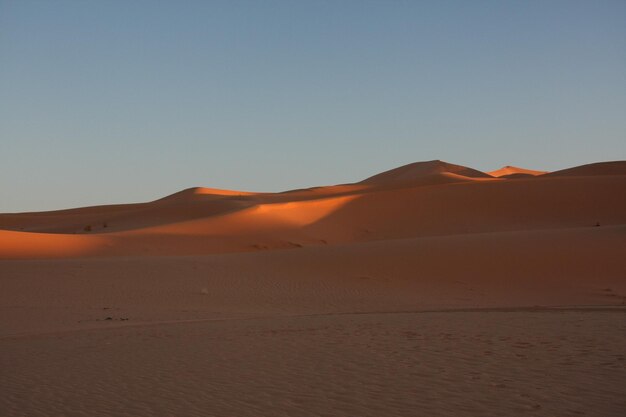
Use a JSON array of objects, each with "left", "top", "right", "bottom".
[{"left": 1, "top": 0, "right": 625, "bottom": 212}]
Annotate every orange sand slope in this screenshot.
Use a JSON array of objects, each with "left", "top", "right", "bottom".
[
  {"left": 1, "top": 159, "right": 625, "bottom": 260},
  {"left": 488, "top": 165, "right": 548, "bottom": 178}
]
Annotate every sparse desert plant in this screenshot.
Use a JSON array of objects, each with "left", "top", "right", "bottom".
[{"left": 83, "top": 225, "right": 92, "bottom": 232}]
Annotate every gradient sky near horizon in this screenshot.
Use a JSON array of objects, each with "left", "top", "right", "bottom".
[{"left": 1, "top": 0, "right": 625, "bottom": 212}]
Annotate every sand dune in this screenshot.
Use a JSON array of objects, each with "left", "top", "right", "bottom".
[
  {"left": 2, "top": 158, "right": 625, "bottom": 315},
  {"left": 1, "top": 161, "right": 624, "bottom": 258},
  {"left": 361, "top": 159, "right": 492, "bottom": 184},
  {"left": 544, "top": 160, "right": 626, "bottom": 177},
  {"left": 1, "top": 159, "right": 625, "bottom": 417},
  {"left": 156, "top": 186, "right": 257, "bottom": 202},
  {"left": 488, "top": 165, "right": 548, "bottom": 178}
]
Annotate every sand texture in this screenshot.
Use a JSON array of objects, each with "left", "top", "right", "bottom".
[{"left": 1, "top": 160, "right": 625, "bottom": 416}]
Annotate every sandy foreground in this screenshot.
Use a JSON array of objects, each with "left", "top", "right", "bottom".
[{"left": 1, "top": 160, "right": 625, "bottom": 416}]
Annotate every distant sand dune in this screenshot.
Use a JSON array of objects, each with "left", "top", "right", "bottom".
[
  {"left": 544, "top": 160, "right": 626, "bottom": 177},
  {"left": 488, "top": 165, "right": 548, "bottom": 177},
  {"left": 361, "top": 159, "right": 493, "bottom": 184},
  {"left": 1, "top": 161, "right": 624, "bottom": 258}
]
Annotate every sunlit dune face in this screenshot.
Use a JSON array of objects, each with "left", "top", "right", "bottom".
[
  {"left": 253, "top": 195, "right": 358, "bottom": 227},
  {"left": 186, "top": 187, "right": 256, "bottom": 197},
  {"left": 488, "top": 166, "right": 547, "bottom": 177},
  {"left": 0, "top": 230, "right": 108, "bottom": 259},
  {"left": 120, "top": 194, "right": 359, "bottom": 237}
]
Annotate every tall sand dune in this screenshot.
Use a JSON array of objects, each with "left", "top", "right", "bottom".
[{"left": 360, "top": 159, "right": 493, "bottom": 184}]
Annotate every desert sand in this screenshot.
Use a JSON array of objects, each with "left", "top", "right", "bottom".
[{"left": 1, "top": 160, "right": 625, "bottom": 416}]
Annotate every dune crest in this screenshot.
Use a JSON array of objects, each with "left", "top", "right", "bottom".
[
  {"left": 157, "top": 187, "right": 256, "bottom": 202},
  {"left": 360, "top": 160, "right": 492, "bottom": 184},
  {"left": 488, "top": 165, "right": 547, "bottom": 178}
]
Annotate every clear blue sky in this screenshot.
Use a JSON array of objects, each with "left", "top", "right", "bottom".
[{"left": 1, "top": 0, "right": 625, "bottom": 212}]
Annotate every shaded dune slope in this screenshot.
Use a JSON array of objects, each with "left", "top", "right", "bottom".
[{"left": 544, "top": 161, "right": 626, "bottom": 177}]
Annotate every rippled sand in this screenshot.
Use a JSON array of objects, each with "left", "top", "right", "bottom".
[{"left": 2, "top": 310, "right": 624, "bottom": 417}]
